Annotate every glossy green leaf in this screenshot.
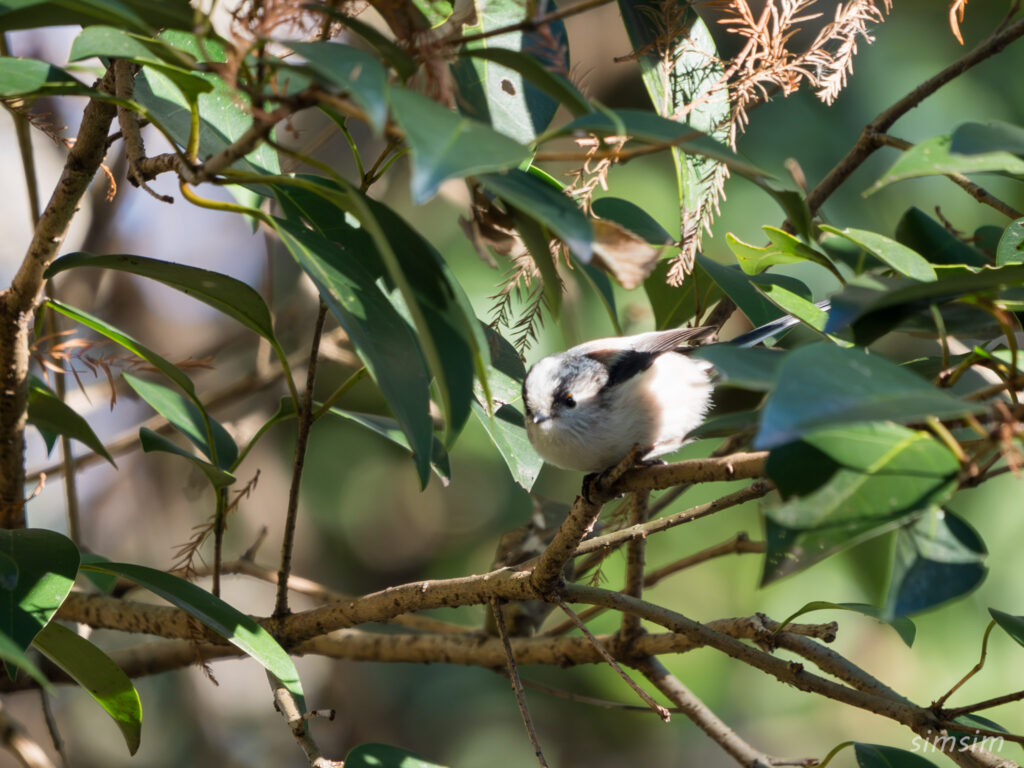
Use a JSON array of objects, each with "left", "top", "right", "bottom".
[
  {"left": 776, "top": 601, "right": 915, "bottom": 647},
  {"left": 696, "top": 254, "right": 811, "bottom": 329},
  {"left": 727, "top": 227, "right": 837, "bottom": 277},
  {"left": 990, "top": 608, "right": 1024, "bottom": 648},
  {"left": 0, "top": 57, "right": 95, "bottom": 97},
  {"left": 0, "top": 528, "right": 79, "bottom": 671},
  {"left": 47, "top": 253, "right": 278, "bottom": 346},
  {"left": 327, "top": 407, "right": 451, "bottom": 485},
  {"left": 644, "top": 259, "right": 722, "bottom": 331},
  {"left": 883, "top": 508, "right": 986, "bottom": 618},
  {"left": 951, "top": 120, "right": 1024, "bottom": 156},
  {"left": 868, "top": 134, "right": 1024, "bottom": 195},
  {"left": 27, "top": 376, "right": 115, "bottom": 465},
  {"left": 411, "top": 0, "right": 452, "bottom": 26},
  {"left": 79, "top": 553, "right": 118, "bottom": 594},
  {"left": 894, "top": 207, "right": 989, "bottom": 268},
  {"left": 269, "top": 214, "right": 433, "bottom": 487},
  {"left": 854, "top": 742, "right": 939, "bottom": 768},
  {"left": 134, "top": 31, "right": 280, "bottom": 210},
  {"left": 755, "top": 343, "right": 986, "bottom": 449},
  {"left": 0, "top": 627, "right": 48, "bottom": 688},
  {"left": 0, "top": 0, "right": 193, "bottom": 33},
  {"left": 458, "top": 45, "right": 588, "bottom": 121},
  {"left": 478, "top": 169, "right": 593, "bottom": 261},
  {"left": 763, "top": 424, "right": 959, "bottom": 583},
  {"left": 81, "top": 561, "right": 304, "bottom": 710},
  {"left": 390, "top": 86, "right": 530, "bottom": 202},
  {"left": 820, "top": 226, "right": 936, "bottom": 282},
  {"left": 345, "top": 742, "right": 448, "bottom": 768},
  {"left": 996, "top": 217, "right": 1024, "bottom": 265},
  {"left": 692, "top": 345, "right": 785, "bottom": 392},
  {"left": 753, "top": 283, "right": 832, "bottom": 337},
  {"left": 139, "top": 428, "right": 236, "bottom": 488},
  {"left": 592, "top": 197, "right": 673, "bottom": 244},
  {"left": 46, "top": 299, "right": 196, "bottom": 396},
  {"left": 33, "top": 622, "right": 142, "bottom": 755},
  {"left": 287, "top": 42, "right": 388, "bottom": 135},
  {"left": 124, "top": 373, "right": 237, "bottom": 469},
  {"left": 453, "top": 0, "right": 572, "bottom": 142}
]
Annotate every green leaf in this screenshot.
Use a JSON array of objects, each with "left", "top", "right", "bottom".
[
  {"left": 895, "top": 207, "right": 989, "bottom": 268},
  {"left": 345, "top": 742, "right": 448, "bottom": 768},
  {"left": 753, "top": 283, "right": 833, "bottom": 338},
  {"left": 0, "top": 552, "right": 16, "bottom": 591},
  {"left": 755, "top": 343, "right": 986, "bottom": 449},
  {"left": 820, "top": 226, "right": 936, "bottom": 282},
  {"left": 644, "top": 259, "right": 722, "bottom": 331},
  {"left": 883, "top": 508, "right": 986, "bottom": 618},
  {"left": 727, "top": 227, "right": 838, "bottom": 277},
  {"left": 990, "top": 608, "right": 1024, "bottom": 647},
  {"left": 139, "top": 428, "right": 236, "bottom": 488},
  {"left": 0, "top": 0, "right": 194, "bottom": 33},
  {"left": 951, "top": 120, "right": 1024, "bottom": 156},
  {"left": 80, "top": 561, "right": 305, "bottom": 710},
  {"left": 511, "top": 208, "right": 562, "bottom": 318},
  {"left": 453, "top": 1, "right": 573, "bottom": 142},
  {"left": 286, "top": 42, "right": 388, "bottom": 135},
  {"left": 33, "top": 623, "right": 142, "bottom": 755},
  {"left": 692, "top": 345, "right": 784, "bottom": 392},
  {"left": 763, "top": 423, "right": 960, "bottom": 583},
  {"left": 268, "top": 214, "right": 433, "bottom": 487},
  {"left": 79, "top": 553, "right": 118, "bottom": 594},
  {"left": 46, "top": 253, "right": 278, "bottom": 346},
  {"left": 996, "top": 217, "right": 1024, "bottom": 265},
  {"left": 775, "top": 601, "right": 915, "bottom": 647},
  {"left": 0, "top": 57, "right": 96, "bottom": 98},
  {"left": 311, "top": 6, "right": 417, "bottom": 80},
  {"left": 389, "top": 86, "right": 530, "bottom": 202},
  {"left": 868, "top": 134, "right": 1024, "bottom": 195},
  {"left": 854, "top": 742, "right": 939, "bottom": 768},
  {"left": 0, "top": 529, "right": 79, "bottom": 672},
  {"left": 478, "top": 169, "right": 592, "bottom": 260},
  {"left": 327, "top": 408, "right": 451, "bottom": 485},
  {"left": 123, "top": 373, "right": 237, "bottom": 469},
  {"left": 696, "top": 253, "right": 811, "bottom": 329},
  {"left": 411, "top": 0, "right": 452, "bottom": 27},
  {"left": 46, "top": 298, "right": 196, "bottom": 396},
  {"left": 27, "top": 376, "right": 115, "bottom": 465},
  {"left": 134, "top": 31, "right": 280, "bottom": 211},
  {"left": 592, "top": 198, "right": 673, "bottom": 244},
  {"left": 0, "top": 628, "right": 49, "bottom": 689}
]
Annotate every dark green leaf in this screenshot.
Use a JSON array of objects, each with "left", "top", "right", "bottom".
[
  {"left": 390, "top": 86, "right": 530, "bottom": 202},
  {"left": 33, "top": 623, "right": 142, "bottom": 755},
  {"left": 868, "top": 135, "right": 1024, "bottom": 195},
  {"left": 693, "top": 345, "right": 784, "bottom": 392},
  {"left": 511, "top": 208, "right": 562, "bottom": 318},
  {"left": 269, "top": 214, "right": 433, "bottom": 487},
  {"left": 79, "top": 553, "right": 118, "bottom": 594},
  {"left": 139, "top": 428, "right": 236, "bottom": 488},
  {"left": 644, "top": 259, "right": 722, "bottom": 331},
  {"left": 696, "top": 254, "right": 810, "bottom": 329},
  {"left": 46, "top": 299, "right": 197, "bottom": 396},
  {"left": 989, "top": 608, "right": 1024, "bottom": 648},
  {"left": 755, "top": 343, "right": 986, "bottom": 449},
  {"left": 0, "top": 628, "right": 48, "bottom": 689},
  {"left": 287, "top": 42, "right": 388, "bottom": 135},
  {"left": 776, "top": 601, "right": 915, "bottom": 647},
  {"left": 0, "top": 0, "right": 194, "bottom": 33},
  {"left": 0, "top": 57, "right": 95, "bottom": 98},
  {"left": 47, "top": 253, "right": 278, "bottom": 346},
  {"left": 763, "top": 423, "right": 960, "bottom": 583},
  {"left": 27, "top": 376, "right": 115, "bottom": 465},
  {"left": 820, "top": 226, "right": 937, "bottom": 282},
  {"left": 0, "top": 529, "right": 79, "bottom": 673},
  {"left": 895, "top": 207, "right": 989, "bottom": 268},
  {"left": 81, "top": 561, "right": 305, "bottom": 710},
  {"left": 453, "top": 0, "right": 571, "bottom": 141},
  {"left": 578, "top": 262, "right": 621, "bottom": 333},
  {"left": 951, "top": 121, "right": 1024, "bottom": 156},
  {"left": 477, "top": 169, "right": 593, "bottom": 260},
  {"left": 308, "top": 5, "right": 417, "bottom": 79},
  {"left": 592, "top": 198, "right": 673, "bottom": 244},
  {"left": 996, "top": 218, "right": 1024, "bottom": 265},
  {"left": 854, "top": 742, "right": 939, "bottom": 768},
  {"left": 123, "top": 373, "right": 237, "bottom": 469},
  {"left": 883, "top": 508, "right": 986, "bottom": 618},
  {"left": 345, "top": 742, "right": 448, "bottom": 768},
  {"left": 0, "top": 552, "right": 16, "bottom": 591}
]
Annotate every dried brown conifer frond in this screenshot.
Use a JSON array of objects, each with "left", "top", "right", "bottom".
[
  {"left": 564, "top": 134, "right": 628, "bottom": 215},
  {"left": 949, "top": 0, "right": 968, "bottom": 44}
]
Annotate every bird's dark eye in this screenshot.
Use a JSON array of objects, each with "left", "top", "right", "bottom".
[{"left": 562, "top": 394, "right": 576, "bottom": 408}]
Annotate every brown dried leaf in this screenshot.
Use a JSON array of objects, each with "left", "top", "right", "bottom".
[
  {"left": 949, "top": 0, "right": 967, "bottom": 45},
  {"left": 589, "top": 219, "right": 665, "bottom": 290}
]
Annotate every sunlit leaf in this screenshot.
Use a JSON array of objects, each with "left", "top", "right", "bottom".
[
  {"left": 868, "top": 134, "right": 1024, "bottom": 195},
  {"left": 0, "top": 0, "right": 193, "bottom": 33},
  {"left": 0, "top": 57, "right": 95, "bottom": 97},
  {"left": 996, "top": 217, "right": 1024, "bottom": 265},
  {"left": 345, "top": 742, "right": 449, "bottom": 768},
  {"left": 820, "top": 226, "right": 936, "bottom": 282}
]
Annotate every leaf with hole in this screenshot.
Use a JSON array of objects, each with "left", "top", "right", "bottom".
[
  {"left": 33, "top": 622, "right": 142, "bottom": 755},
  {"left": 81, "top": 561, "right": 305, "bottom": 710}
]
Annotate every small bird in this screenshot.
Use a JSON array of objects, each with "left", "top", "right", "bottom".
[{"left": 522, "top": 312, "right": 814, "bottom": 473}]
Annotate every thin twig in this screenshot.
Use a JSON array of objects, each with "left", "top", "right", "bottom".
[
  {"left": 275, "top": 301, "right": 328, "bottom": 617},
  {"left": 491, "top": 600, "right": 550, "bottom": 768},
  {"left": 943, "top": 688, "right": 1024, "bottom": 718},
  {"left": 555, "top": 597, "right": 670, "bottom": 722},
  {"left": 933, "top": 620, "right": 997, "bottom": 709}
]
